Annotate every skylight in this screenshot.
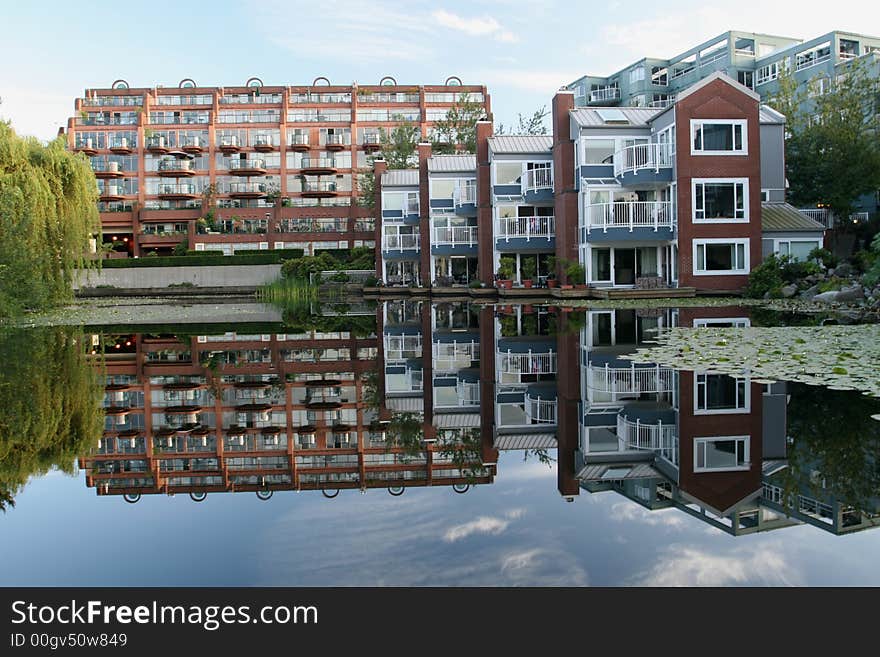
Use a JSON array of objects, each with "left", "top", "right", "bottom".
[{"left": 595, "top": 108, "right": 629, "bottom": 124}]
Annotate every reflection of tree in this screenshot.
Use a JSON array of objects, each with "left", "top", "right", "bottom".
[
  {"left": 436, "top": 429, "right": 488, "bottom": 481},
  {"left": 522, "top": 449, "right": 555, "bottom": 468},
  {"left": 0, "top": 327, "right": 103, "bottom": 511},
  {"left": 781, "top": 384, "right": 880, "bottom": 512}
]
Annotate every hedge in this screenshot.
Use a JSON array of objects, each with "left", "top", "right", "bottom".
[{"left": 100, "top": 250, "right": 304, "bottom": 268}]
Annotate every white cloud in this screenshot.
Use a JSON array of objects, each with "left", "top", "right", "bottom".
[
  {"left": 443, "top": 507, "right": 526, "bottom": 542},
  {"left": 610, "top": 500, "right": 688, "bottom": 529},
  {"left": 432, "top": 10, "right": 519, "bottom": 43},
  {"left": 0, "top": 87, "right": 75, "bottom": 142},
  {"left": 469, "top": 68, "right": 581, "bottom": 94}
]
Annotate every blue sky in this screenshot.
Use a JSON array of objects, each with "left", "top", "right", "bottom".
[{"left": 1, "top": 0, "right": 878, "bottom": 140}]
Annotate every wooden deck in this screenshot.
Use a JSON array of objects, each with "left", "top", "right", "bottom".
[{"left": 590, "top": 286, "right": 696, "bottom": 299}]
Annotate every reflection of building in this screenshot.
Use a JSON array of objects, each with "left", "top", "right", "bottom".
[{"left": 80, "top": 308, "right": 494, "bottom": 502}]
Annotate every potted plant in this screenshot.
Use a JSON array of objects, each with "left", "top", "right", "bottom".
[
  {"left": 565, "top": 260, "right": 587, "bottom": 289},
  {"left": 546, "top": 256, "right": 559, "bottom": 288},
  {"left": 496, "top": 256, "right": 515, "bottom": 289},
  {"left": 521, "top": 255, "right": 537, "bottom": 289}
]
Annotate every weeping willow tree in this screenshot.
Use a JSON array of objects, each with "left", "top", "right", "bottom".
[
  {"left": 0, "top": 121, "right": 100, "bottom": 318},
  {"left": 0, "top": 327, "right": 104, "bottom": 511}
]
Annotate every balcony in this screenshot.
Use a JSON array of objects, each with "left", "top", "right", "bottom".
[
  {"left": 157, "top": 183, "right": 198, "bottom": 200},
  {"left": 301, "top": 180, "right": 337, "bottom": 198},
  {"left": 495, "top": 215, "right": 555, "bottom": 241},
  {"left": 228, "top": 158, "right": 267, "bottom": 176},
  {"left": 381, "top": 233, "right": 420, "bottom": 252},
  {"left": 525, "top": 394, "right": 557, "bottom": 425},
  {"left": 218, "top": 136, "right": 241, "bottom": 154},
  {"left": 432, "top": 340, "right": 479, "bottom": 371},
  {"left": 75, "top": 139, "right": 99, "bottom": 156},
  {"left": 589, "top": 87, "right": 620, "bottom": 104},
  {"left": 300, "top": 157, "right": 337, "bottom": 175},
  {"left": 324, "top": 134, "right": 347, "bottom": 150},
  {"left": 583, "top": 201, "right": 674, "bottom": 234},
  {"left": 253, "top": 136, "right": 275, "bottom": 152},
  {"left": 384, "top": 334, "right": 422, "bottom": 360},
  {"left": 109, "top": 138, "right": 133, "bottom": 154},
  {"left": 453, "top": 183, "right": 477, "bottom": 215},
  {"left": 157, "top": 159, "right": 195, "bottom": 177},
  {"left": 228, "top": 182, "right": 267, "bottom": 198},
  {"left": 586, "top": 364, "right": 675, "bottom": 403},
  {"left": 93, "top": 161, "right": 124, "bottom": 179},
  {"left": 181, "top": 136, "right": 204, "bottom": 154},
  {"left": 616, "top": 412, "right": 677, "bottom": 463},
  {"left": 146, "top": 136, "right": 170, "bottom": 154},
  {"left": 432, "top": 225, "right": 478, "bottom": 247},
  {"left": 99, "top": 184, "right": 125, "bottom": 202},
  {"left": 288, "top": 134, "right": 309, "bottom": 151},
  {"left": 434, "top": 381, "right": 480, "bottom": 408},
  {"left": 522, "top": 168, "right": 553, "bottom": 202},
  {"left": 496, "top": 349, "right": 557, "bottom": 376},
  {"left": 362, "top": 133, "right": 382, "bottom": 151},
  {"left": 613, "top": 143, "right": 673, "bottom": 183}
]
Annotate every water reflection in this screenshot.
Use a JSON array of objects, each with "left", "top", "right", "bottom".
[{"left": 18, "top": 300, "right": 880, "bottom": 538}]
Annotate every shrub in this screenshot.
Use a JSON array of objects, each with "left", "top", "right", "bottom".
[
  {"left": 745, "top": 254, "right": 784, "bottom": 298},
  {"left": 100, "top": 250, "right": 303, "bottom": 268},
  {"left": 172, "top": 240, "right": 189, "bottom": 256},
  {"left": 808, "top": 247, "right": 838, "bottom": 269},
  {"left": 863, "top": 233, "right": 880, "bottom": 287},
  {"left": 468, "top": 279, "right": 483, "bottom": 289},
  {"left": 562, "top": 258, "right": 586, "bottom": 285},
  {"left": 364, "top": 275, "right": 379, "bottom": 287}
]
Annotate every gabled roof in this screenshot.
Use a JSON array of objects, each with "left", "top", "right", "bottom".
[
  {"left": 675, "top": 70, "right": 761, "bottom": 103},
  {"left": 570, "top": 107, "right": 661, "bottom": 128},
  {"left": 381, "top": 169, "right": 419, "bottom": 186},
  {"left": 761, "top": 203, "right": 826, "bottom": 232},
  {"left": 427, "top": 154, "right": 476, "bottom": 172},
  {"left": 493, "top": 433, "right": 557, "bottom": 450},
  {"left": 488, "top": 135, "right": 553, "bottom": 153},
  {"left": 760, "top": 105, "right": 786, "bottom": 124}
]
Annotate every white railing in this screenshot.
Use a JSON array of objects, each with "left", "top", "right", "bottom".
[
  {"left": 432, "top": 340, "right": 479, "bottom": 370},
  {"left": 797, "top": 208, "right": 869, "bottom": 228},
  {"left": 584, "top": 201, "right": 674, "bottom": 233},
  {"left": 617, "top": 414, "right": 677, "bottom": 461},
  {"left": 228, "top": 158, "right": 266, "bottom": 171},
  {"left": 434, "top": 381, "right": 480, "bottom": 408},
  {"left": 432, "top": 226, "right": 478, "bottom": 246},
  {"left": 526, "top": 395, "right": 557, "bottom": 424},
  {"left": 613, "top": 142, "right": 673, "bottom": 177},
  {"left": 590, "top": 87, "right": 620, "bottom": 102},
  {"left": 406, "top": 197, "right": 420, "bottom": 215},
  {"left": 453, "top": 183, "right": 477, "bottom": 206},
  {"left": 495, "top": 215, "right": 555, "bottom": 241},
  {"left": 648, "top": 98, "right": 675, "bottom": 108},
  {"left": 587, "top": 364, "right": 675, "bottom": 400},
  {"left": 523, "top": 167, "right": 553, "bottom": 193},
  {"left": 497, "top": 349, "right": 557, "bottom": 375},
  {"left": 382, "top": 232, "right": 420, "bottom": 251},
  {"left": 383, "top": 334, "right": 422, "bottom": 360}
]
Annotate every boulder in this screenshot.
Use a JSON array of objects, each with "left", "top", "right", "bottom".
[
  {"left": 835, "top": 285, "right": 865, "bottom": 303},
  {"left": 780, "top": 284, "right": 798, "bottom": 298},
  {"left": 812, "top": 290, "right": 839, "bottom": 304},
  {"left": 800, "top": 284, "right": 820, "bottom": 300},
  {"left": 833, "top": 263, "right": 853, "bottom": 278}
]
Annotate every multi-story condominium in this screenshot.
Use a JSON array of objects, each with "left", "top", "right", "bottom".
[
  {"left": 376, "top": 72, "right": 822, "bottom": 293},
  {"left": 566, "top": 29, "right": 880, "bottom": 214},
  {"left": 66, "top": 77, "right": 490, "bottom": 257}
]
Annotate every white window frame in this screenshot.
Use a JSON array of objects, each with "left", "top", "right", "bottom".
[
  {"left": 694, "top": 436, "right": 750, "bottom": 473},
  {"left": 773, "top": 238, "right": 822, "bottom": 261},
  {"left": 693, "top": 317, "right": 751, "bottom": 328},
  {"left": 690, "top": 119, "right": 748, "bottom": 155},
  {"left": 694, "top": 373, "right": 751, "bottom": 415},
  {"left": 692, "top": 178, "right": 749, "bottom": 223},
  {"left": 692, "top": 238, "right": 750, "bottom": 276}
]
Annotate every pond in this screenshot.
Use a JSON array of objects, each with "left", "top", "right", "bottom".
[{"left": 1, "top": 299, "right": 879, "bottom": 586}]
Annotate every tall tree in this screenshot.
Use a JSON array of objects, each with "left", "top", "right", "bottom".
[
  {"left": 767, "top": 59, "right": 880, "bottom": 221},
  {"left": 496, "top": 106, "right": 550, "bottom": 136},
  {"left": 378, "top": 116, "right": 420, "bottom": 169},
  {"left": 431, "top": 93, "right": 487, "bottom": 154},
  {"left": 0, "top": 121, "right": 100, "bottom": 318}
]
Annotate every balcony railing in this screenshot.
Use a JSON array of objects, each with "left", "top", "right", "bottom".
[
  {"left": 523, "top": 168, "right": 553, "bottom": 193},
  {"left": 325, "top": 134, "right": 348, "bottom": 147},
  {"left": 432, "top": 226, "right": 478, "bottom": 246},
  {"left": 613, "top": 142, "right": 673, "bottom": 178},
  {"left": 583, "top": 201, "right": 674, "bottom": 233},
  {"left": 590, "top": 87, "right": 620, "bottom": 102},
  {"left": 228, "top": 158, "right": 266, "bottom": 171},
  {"left": 587, "top": 364, "right": 675, "bottom": 401},
  {"left": 496, "top": 349, "right": 557, "bottom": 375},
  {"left": 382, "top": 233, "right": 420, "bottom": 251},
  {"left": 157, "top": 183, "right": 196, "bottom": 196},
  {"left": 495, "top": 215, "right": 555, "bottom": 241},
  {"left": 303, "top": 180, "right": 337, "bottom": 193},
  {"left": 432, "top": 340, "right": 479, "bottom": 370},
  {"left": 453, "top": 183, "right": 477, "bottom": 206},
  {"left": 288, "top": 134, "right": 309, "bottom": 147},
  {"left": 434, "top": 381, "right": 480, "bottom": 408},
  {"left": 526, "top": 395, "right": 557, "bottom": 425},
  {"left": 158, "top": 159, "right": 193, "bottom": 173},
  {"left": 616, "top": 414, "right": 677, "bottom": 457},
  {"left": 384, "top": 334, "right": 422, "bottom": 360},
  {"left": 228, "top": 182, "right": 267, "bottom": 195}
]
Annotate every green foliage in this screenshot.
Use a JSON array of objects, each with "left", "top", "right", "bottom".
[
  {"left": 520, "top": 255, "right": 538, "bottom": 281},
  {"left": 496, "top": 106, "right": 550, "bottom": 136},
  {"left": 561, "top": 258, "right": 586, "bottom": 284},
  {"left": 101, "top": 250, "right": 304, "bottom": 268},
  {"left": 745, "top": 254, "right": 785, "bottom": 298},
  {"left": 468, "top": 279, "right": 483, "bottom": 289},
  {"left": 172, "top": 239, "right": 189, "bottom": 256},
  {"left": 808, "top": 247, "right": 838, "bottom": 269},
  {"left": 0, "top": 327, "right": 104, "bottom": 511},
  {"left": 431, "top": 93, "right": 486, "bottom": 154},
  {"left": 767, "top": 60, "right": 880, "bottom": 219},
  {"left": 863, "top": 233, "right": 880, "bottom": 287},
  {"left": 497, "top": 255, "right": 515, "bottom": 279},
  {"left": 379, "top": 116, "right": 420, "bottom": 169},
  {"left": 0, "top": 122, "right": 100, "bottom": 318},
  {"left": 364, "top": 275, "right": 379, "bottom": 287},
  {"left": 356, "top": 168, "right": 376, "bottom": 208}
]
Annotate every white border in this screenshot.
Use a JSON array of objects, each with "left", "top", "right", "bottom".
[
  {"left": 693, "top": 435, "right": 751, "bottom": 473},
  {"left": 690, "top": 119, "right": 748, "bottom": 155},
  {"left": 692, "top": 238, "right": 750, "bottom": 276},
  {"left": 692, "top": 178, "right": 750, "bottom": 224},
  {"left": 693, "top": 373, "right": 751, "bottom": 415}
]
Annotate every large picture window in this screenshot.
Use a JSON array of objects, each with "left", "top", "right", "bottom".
[
  {"left": 693, "top": 179, "right": 748, "bottom": 221},
  {"left": 694, "top": 436, "right": 750, "bottom": 472},
  {"left": 691, "top": 120, "right": 747, "bottom": 154},
  {"left": 695, "top": 374, "right": 749, "bottom": 413},
  {"left": 693, "top": 239, "right": 749, "bottom": 275}
]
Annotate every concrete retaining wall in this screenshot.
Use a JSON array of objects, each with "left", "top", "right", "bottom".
[{"left": 75, "top": 265, "right": 282, "bottom": 290}]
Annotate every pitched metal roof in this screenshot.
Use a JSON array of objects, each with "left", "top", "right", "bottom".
[
  {"left": 761, "top": 203, "right": 826, "bottom": 232},
  {"left": 570, "top": 107, "right": 662, "bottom": 128},
  {"left": 381, "top": 169, "right": 419, "bottom": 186},
  {"left": 759, "top": 105, "right": 786, "bottom": 124},
  {"left": 433, "top": 413, "right": 481, "bottom": 428},
  {"left": 576, "top": 463, "right": 663, "bottom": 482},
  {"left": 493, "top": 433, "right": 557, "bottom": 450},
  {"left": 488, "top": 135, "right": 553, "bottom": 153},
  {"left": 386, "top": 396, "right": 423, "bottom": 412},
  {"left": 427, "top": 154, "right": 476, "bottom": 172}
]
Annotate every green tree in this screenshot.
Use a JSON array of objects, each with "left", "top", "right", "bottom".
[
  {"left": 431, "top": 93, "right": 487, "bottom": 154},
  {"left": 496, "top": 106, "right": 550, "bottom": 136},
  {"left": 767, "top": 59, "right": 880, "bottom": 220},
  {"left": 378, "top": 116, "right": 420, "bottom": 169},
  {"left": 0, "top": 327, "right": 104, "bottom": 511},
  {"left": 0, "top": 121, "right": 100, "bottom": 318}
]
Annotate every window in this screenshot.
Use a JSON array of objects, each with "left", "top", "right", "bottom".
[
  {"left": 693, "top": 179, "right": 748, "bottom": 222},
  {"left": 591, "top": 248, "right": 611, "bottom": 282},
  {"left": 776, "top": 239, "right": 821, "bottom": 261},
  {"left": 629, "top": 66, "right": 645, "bottom": 84},
  {"left": 693, "top": 239, "right": 749, "bottom": 275},
  {"left": 756, "top": 60, "right": 787, "bottom": 85},
  {"left": 583, "top": 139, "right": 615, "bottom": 165},
  {"left": 695, "top": 374, "right": 749, "bottom": 413},
  {"left": 691, "top": 120, "right": 747, "bottom": 154},
  {"left": 737, "top": 70, "right": 754, "bottom": 89},
  {"left": 494, "top": 162, "right": 522, "bottom": 185},
  {"left": 651, "top": 66, "right": 668, "bottom": 86},
  {"left": 382, "top": 191, "right": 418, "bottom": 214},
  {"left": 430, "top": 179, "right": 456, "bottom": 199},
  {"left": 694, "top": 436, "right": 750, "bottom": 472}
]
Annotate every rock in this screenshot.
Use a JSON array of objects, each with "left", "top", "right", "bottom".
[
  {"left": 800, "top": 284, "right": 820, "bottom": 300},
  {"left": 833, "top": 263, "right": 853, "bottom": 278},
  {"left": 804, "top": 275, "right": 817, "bottom": 284},
  {"left": 813, "top": 290, "right": 839, "bottom": 304},
  {"left": 780, "top": 284, "right": 798, "bottom": 298},
  {"left": 835, "top": 285, "right": 865, "bottom": 303}
]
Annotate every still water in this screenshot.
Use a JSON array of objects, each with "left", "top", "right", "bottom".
[{"left": 1, "top": 300, "right": 879, "bottom": 586}]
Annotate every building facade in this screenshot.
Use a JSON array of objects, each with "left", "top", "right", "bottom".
[{"left": 67, "top": 77, "right": 490, "bottom": 257}]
